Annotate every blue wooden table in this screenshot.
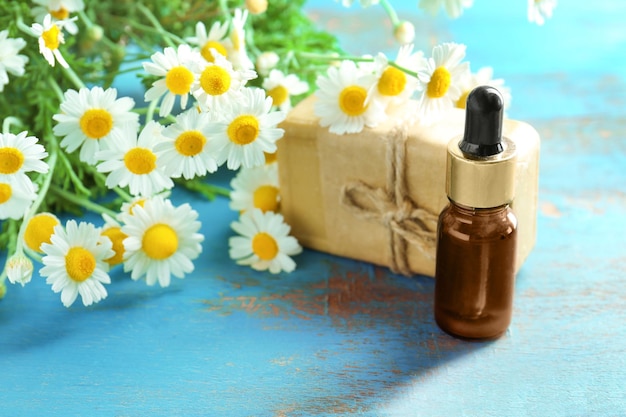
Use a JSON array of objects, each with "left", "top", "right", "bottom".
[{"left": 1, "top": 1, "right": 625, "bottom": 416}]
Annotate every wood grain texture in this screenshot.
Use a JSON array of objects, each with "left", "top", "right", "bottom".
[{"left": 1, "top": 0, "right": 625, "bottom": 416}]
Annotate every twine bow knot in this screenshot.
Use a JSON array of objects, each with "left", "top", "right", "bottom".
[{"left": 340, "top": 126, "right": 438, "bottom": 276}]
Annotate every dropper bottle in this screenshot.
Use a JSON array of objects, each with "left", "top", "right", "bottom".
[{"left": 434, "top": 85, "right": 518, "bottom": 340}]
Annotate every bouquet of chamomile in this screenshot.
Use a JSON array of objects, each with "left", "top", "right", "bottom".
[{"left": 0, "top": 0, "right": 556, "bottom": 308}]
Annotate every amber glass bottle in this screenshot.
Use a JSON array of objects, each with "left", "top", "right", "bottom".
[{"left": 434, "top": 86, "right": 518, "bottom": 340}]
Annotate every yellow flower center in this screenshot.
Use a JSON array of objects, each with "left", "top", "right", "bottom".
[
  {"left": 65, "top": 247, "right": 96, "bottom": 282},
  {"left": 24, "top": 213, "right": 59, "bottom": 253},
  {"left": 128, "top": 199, "right": 146, "bottom": 215},
  {"left": 253, "top": 185, "right": 280, "bottom": 213},
  {"left": 427, "top": 67, "right": 452, "bottom": 99},
  {"left": 338, "top": 86, "right": 368, "bottom": 116},
  {"left": 227, "top": 115, "right": 259, "bottom": 145},
  {"left": 79, "top": 109, "right": 114, "bottom": 139},
  {"left": 42, "top": 24, "right": 61, "bottom": 50},
  {"left": 0, "top": 183, "right": 11, "bottom": 204},
  {"left": 142, "top": 224, "right": 178, "bottom": 260},
  {"left": 50, "top": 7, "right": 70, "bottom": 20},
  {"left": 264, "top": 151, "right": 277, "bottom": 164},
  {"left": 165, "top": 66, "right": 194, "bottom": 95},
  {"left": 267, "top": 86, "right": 289, "bottom": 106},
  {"left": 200, "top": 65, "right": 231, "bottom": 96},
  {"left": 378, "top": 67, "right": 407, "bottom": 97},
  {"left": 175, "top": 130, "right": 206, "bottom": 157},
  {"left": 200, "top": 41, "right": 227, "bottom": 63},
  {"left": 102, "top": 227, "right": 127, "bottom": 266},
  {"left": 252, "top": 232, "right": 278, "bottom": 261},
  {"left": 455, "top": 89, "right": 470, "bottom": 109},
  {"left": 124, "top": 148, "right": 157, "bottom": 175},
  {"left": 0, "top": 147, "right": 24, "bottom": 174}
]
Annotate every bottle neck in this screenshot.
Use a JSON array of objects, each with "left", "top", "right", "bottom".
[{"left": 448, "top": 198, "right": 510, "bottom": 216}]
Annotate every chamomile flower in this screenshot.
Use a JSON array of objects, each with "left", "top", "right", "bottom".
[
  {"left": 335, "top": 0, "right": 380, "bottom": 7},
  {"left": 53, "top": 86, "right": 139, "bottom": 165},
  {"left": 0, "top": 178, "right": 37, "bottom": 220},
  {"left": 30, "top": 14, "right": 74, "bottom": 68},
  {"left": 143, "top": 44, "right": 203, "bottom": 118},
  {"left": 224, "top": 9, "right": 255, "bottom": 71},
  {"left": 0, "top": 131, "right": 49, "bottom": 191},
  {"left": 192, "top": 53, "right": 257, "bottom": 111},
  {"left": 528, "top": 0, "right": 557, "bottom": 26},
  {"left": 24, "top": 212, "right": 60, "bottom": 253},
  {"left": 418, "top": 0, "right": 473, "bottom": 18},
  {"left": 187, "top": 20, "right": 230, "bottom": 63},
  {"left": 455, "top": 67, "right": 512, "bottom": 110},
  {"left": 314, "top": 59, "right": 387, "bottom": 135},
  {"left": 101, "top": 214, "right": 127, "bottom": 267},
  {"left": 371, "top": 44, "right": 424, "bottom": 107},
  {"left": 6, "top": 254, "right": 34, "bottom": 287},
  {"left": 415, "top": 42, "right": 470, "bottom": 121},
  {"left": 120, "top": 197, "right": 204, "bottom": 287},
  {"left": 40, "top": 220, "right": 114, "bottom": 307},
  {"left": 229, "top": 163, "right": 280, "bottom": 213},
  {"left": 229, "top": 209, "right": 302, "bottom": 274},
  {"left": 0, "top": 30, "right": 28, "bottom": 92},
  {"left": 96, "top": 121, "right": 173, "bottom": 197},
  {"left": 205, "top": 87, "right": 286, "bottom": 170},
  {"left": 255, "top": 51, "right": 279, "bottom": 76},
  {"left": 32, "top": 0, "right": 85, "bottom": 35},
  {"left": 262, "top": 69, "right": 309, "bottom": 112},
  {"left": 155, "top": 109, "right": 218, "bottom": 179}
]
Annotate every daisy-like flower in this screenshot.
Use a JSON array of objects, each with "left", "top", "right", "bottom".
[
  {"left": 120, "top": 197, "right": 204, "bottom": 287},
  {"left": 40, "top": 220, "right": 114, "bottom": 307},
  {"left": 32, "top": 0, "right": 85, "bottom": 35},
  {"left": 229, "top": 163, "right": 280, "bottom": 213},
  {"left": 335, "top": 0, "right": 380, "bottom": 7},
  {"left": 143, "top": 44, "right": 203, "bottom": 118},
  {"left": 101, "top": 214, "right": 127, "bottom": 267},
  {"left": 53, "top": 86, "right": 139, "bottom": 165},
  {"left": 528, "top": 0, "right": 557, "bottom": 26},
  {"left": 224, "top": 9, "right": 255, "bottom": 71},
  {"left": 314, "top": 59, "right": 387, "bottom": 135},
  {"left": 0, "top": 30, "right": 29, "bottom": 92},
  {"left": 205, "top": 87, "right": 286, "bottom": 170},
  {"left": 193, "top": 53, "right": 257, "bottom": 111},
  {"left": 229, "top": 209, "right": 302, "bottom": 274},
  {"left": 262, "top": 69, "right": 309, "bottom": 112},
  {"left": 24, "top": 212, "right": 60, "bottom": 253},
  {"left": 0, "top": 178, "right": 37, "bottom": 220},
  {"left": 415, "top": 42, "right": 470, "bottom": 121},
  {"left": 418, "top": 0, "right": 473, "bottom": 18},
  {"left": 30, "top": 14, "right": 74, "bottom": 68},
  {"left": 0, "top": 131, "right": 49, "bottom": 191},
  {"left": 155, "top": 109, "right": 218, "bottom": 180},
  {"left": 187, "top": 20, "right": 229, "bottom": 64},
  {"left": 5, "top": 254, "right": 34, "bottom": 287},
  {"left": 455, "top": 67, "right": 512, "bottom": 110},
  {"left": 96, "top": 121, "right": 173, "bottom": 197},
  {"left": 371, "top": 44, "right": 424, "bottom": 107}
]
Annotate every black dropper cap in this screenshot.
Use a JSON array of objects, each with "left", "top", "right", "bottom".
[{"left": 459, "top": 86, "right": 504, "bottom": 158}]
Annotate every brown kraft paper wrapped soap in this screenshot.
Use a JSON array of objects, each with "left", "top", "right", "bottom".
[{"left": 277, "top": 95, "right": 540, "bottom": 277}]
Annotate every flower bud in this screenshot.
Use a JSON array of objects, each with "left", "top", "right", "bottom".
[
  {"left": 6, "top": 254, "right": 34, "bottom": 287},
  {"left": 87, "top": 24, "right": 104, "bottom": 42},
  {"left": 245, "top": 0, "right": 268, "bottom": 15},
  {"left": 256, "top": 51, "right": 279, "bottom": 76},
  {"left": 394, "top": 21, "right": 415, "bottom": 45}
]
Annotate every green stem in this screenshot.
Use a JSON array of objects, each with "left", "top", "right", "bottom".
[
  {"left": 379, "top": 0, "right": 400, "bottom": 27},
  {"left": 135, "top": 3, "right": 182, "bottom": 48},
  {"left": 57, "top": 150, "right": 92, "bottom": 196},
  {"left": 50, "top": 185, "right": 118, "bottom": 218},
  {"left": 145, "top": 97, "right": 158, "bottom": 124},
  {"left": 2, "top": 117, "right": 22, "bottom": 134},
  {"left": 61, "top": 64, "right": 87, "bottom": 90},
  {"left": 297, "top": 51, "right": 418, "bottom": 78}
]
